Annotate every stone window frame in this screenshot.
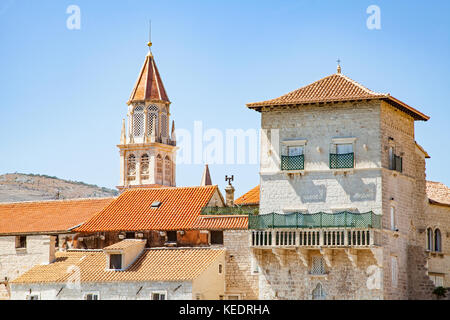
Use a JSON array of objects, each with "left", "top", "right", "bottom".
[
  {"left": 281, "top": 139, "right": 307, "bottom": 156},
  {"left": 127, "top": 154, "right": 137, "bottom": 181},
  {"left": 434, "top": 228, "right": 442, "bottom": 253},
  {"left": 310, "top": 255, "right": 326, "bottom": 275},
  {"left": 132, "top": 105, "right": 145, "bottom": 138},
  {"left": 426, "top": 226, "right": 443, "bottom": 253}
]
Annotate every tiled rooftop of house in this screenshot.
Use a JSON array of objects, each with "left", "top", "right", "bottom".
[
  {"left": 75, "top": 185, "right": 219, "bottom": 232},
  {"left": 12, "top": 248, "right": 225, "bottom": 284},
  {"left": 427, "top": 181, "right": 450, "bottom": 206},
  {"left": 235, "top": 185, "right": 260, "bottom": 206},
  {"left": 247, "top": 72, "right": 429, "bottom": 121},
  {"left": 193, "top": 215, "right": 248, "bottom": 230},
  {"left": 0, "top": 198, "right": 115, "bottom": 235}
]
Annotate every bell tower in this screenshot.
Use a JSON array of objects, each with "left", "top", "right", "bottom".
[{"left": 117, "top": 44, "right": 177, "bottom": 191}]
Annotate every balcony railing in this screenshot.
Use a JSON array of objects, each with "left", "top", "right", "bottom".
[
  {"left": 251, "top": 228, "right": 376, "bottom": 248},
  {"left": 201, "top": 206, "right": 259, "bottom": 216},
  {"left": 329, "top": 153, "right": 354, "bottom": 169},
  {"left": 248, "top": 211, "right": 381, "bottom": 229},
  {"left": 281, "top": 155, "right": 305, "bottom": 171}
]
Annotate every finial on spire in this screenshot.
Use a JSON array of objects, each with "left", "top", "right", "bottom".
[
  {"left": 147, "top": 20, "right": 153, "bottom": 52},
  {"left": 337, "top": 59, "right": 342, "bottom": 74}
]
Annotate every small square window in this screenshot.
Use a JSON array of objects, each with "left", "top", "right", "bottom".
[
  {"left": 15, "top": 236, "right": 27, "bottom": 249},
  {"left": 210, "top": 231, "right": 224, "bottom": 245},
  {"left": 109, "top": 254, "right": 122, "bottom": 270},
  {"left": 166, "top": 231, "right": 177, "bottom": 242},
  {"left": 26, "top": 294, "right": 40, "bottom": 300},
  {"left": 152, "top": 292, "right": 166, "bottom": 300}
]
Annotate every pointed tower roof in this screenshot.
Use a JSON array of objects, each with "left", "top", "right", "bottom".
[
  {"left": 128, "top": 52, "right": 170, "bottom": 104},
  {"left": 200, "top": 164, "right": 212, "bottom": 186},
  {"left": 247, "top": 70, "right": 429, "bottom": 121}
]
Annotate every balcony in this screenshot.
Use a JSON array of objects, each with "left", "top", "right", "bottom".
[
  {"left": 281, "top": 155, "right": 305, "bottom": 171},
  {"left": 329, "top": 153, "right": 354, "bottom": 169},
  {"left": 248, "top": 211, "right": 381, "bottom": 229},
  {"left": 251, "top": 228, "right": 377, "bottom": 248}
]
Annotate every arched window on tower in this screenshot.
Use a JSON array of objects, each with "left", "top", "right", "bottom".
[
  {"left": 435, "top": 229, "right": 442, "bottom": 252},
  {"left": 140, "top": 154, "right": 149, "bottom": 180},
  {"left": 147, "top": 105, "right": 159, "bottom": 137},
  {"left": 426, "top": 228, "right": 433, "bottom": 251},
  {"left": 312, "top": 283, "right": 326, "bottom": 300},
  {"left": 156, "top": 155, "right": 163, "bottom": 184},
  {"left": 164, "top": 156, "right": 172, "bottom": 185},
  {"left": 160, "top": 107, "right": 168, "bottom": 138},
  {"left": 127, "top": 154, "right": 136, "bottom": 181},
  {"left": 133, "top": 106, "right": 145, "bottom": 137}
]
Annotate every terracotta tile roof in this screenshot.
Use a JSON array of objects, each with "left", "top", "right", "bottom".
[
  {"left": 12, "top": 248, "right": 225, "bottom": 284},
  {"left": 75, "top": 186, "right": 218, "bottom": 232},
  {"left": 247, "top": 73, "right": 429, "bottom": 121},
  {"left": 103, "top": 239, "right": 146, "bottom": 251},
  {"left": 128, "top": 52, "right": 170, "bottom": 104},
  {"left": 0, "top": 198, "right": 114, "bottom": 235},
  {"left": 193, "top": 215, "right": 248, "bottom": 230},
  {"left": 427, "top": 181, "right": 450, "bottom": 207},
  {"left": 235, "top": 185, "right": 260, "bottom": 206}
]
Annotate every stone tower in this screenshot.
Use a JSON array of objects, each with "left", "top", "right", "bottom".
[{"left": 117, "top": 48, "right": 177, "bottom": 191}]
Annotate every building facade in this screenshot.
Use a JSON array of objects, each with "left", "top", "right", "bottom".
[{"left": 246, "top": 66, "right": 443, "bottom": 299}]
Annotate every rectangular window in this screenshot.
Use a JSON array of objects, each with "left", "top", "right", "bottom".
[
  {"left": 15, "top": 236, "right": 27, "bottom": 249},
  {"left": 166, "top": 231, "right": 177, "bottom": 243},
  {"left": 84, "top": 293, "right": 99, "bottom": 300},
  {"left": 26, "top": 294, "right": 40, "bottom": 300},
  {"left": 288, "top": 146, "right": 304, "bottom": 156},
  {"left": 109, "top": 254, "right": 122, "bottom": 270},
  {"left": 210, "top": 231, "right": 224, "bottom": 245},
  {"left": 429, "top": 274, "right": 444, "bottom": 287},
  {"left": 389, "top": 147, "right": 403, "bottom": 173},
  {"left": 391, "top": 256, "right": 398, "bottom": 288},
  {"left": 390, "top": 207, "right": 397, "bottom": 231},
  {"left": 330, "top": 143, "right": 354, "bottom": 169},
  {"left": 310, "top": 256, "right": 326, "bottom": 275},
  {"left": 281, "top": 145, "right": 305, "bottom": 170},
  {"left": 152, "top": 292, "right": 166, "bottom": 300}
]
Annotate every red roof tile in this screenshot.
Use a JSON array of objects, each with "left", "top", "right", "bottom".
[
  {"left": 247, "top": 73, "right": 429, "bottom": 121},
  {"left": 12, "top": 248, "right": 225, "bottom": 284},
  {"left": 75, "top": 186, "right": 218, "bottom": 232},
  {"left": 193, "top": 215, "right": 248, "bottom": 230},
  {"left": 128, "top": 52, "right": 169, "bottom": 104},
  {"left": 235, "top": 185, "right": 260, "bottom": 206},
  {"left": 0, "top": 198, "right": 114, "bottom": 235}
]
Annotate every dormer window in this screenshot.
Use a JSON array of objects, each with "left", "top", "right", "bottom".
[
  {"left": 109, "top": 254, "right": 122, "bottom": 270},
  {"left": 151, "top": 201, "right": 162, "bottom": 208}
]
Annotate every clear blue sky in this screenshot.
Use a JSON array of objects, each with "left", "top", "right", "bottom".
[{"left": 0, "top": 0, "right": 449, "bottom": 197}]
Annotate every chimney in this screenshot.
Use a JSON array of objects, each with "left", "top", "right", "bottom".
[{"left": 225, "top": 175, "right": 235, "bottom": 207}]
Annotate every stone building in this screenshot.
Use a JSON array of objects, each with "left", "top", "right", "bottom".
[
  {"left": 10, "top": 240, "right": 226, "bottom": 300},
  {"left": 245, "top": 65, "right": 448, "bottom": 299},
  {"left": 0, "top": 197, "right": 114, "bottom": 299},
  {"left": 425, "top": 181, "right": 450, "bottom": 288}
]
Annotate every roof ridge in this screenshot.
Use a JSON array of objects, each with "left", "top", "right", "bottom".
[{"left": 336, "top": 73, "right": 386, "bottom": 96}]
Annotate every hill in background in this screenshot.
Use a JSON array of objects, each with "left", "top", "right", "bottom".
[{"left": 0, "top": 173, "right": 118, "bottom": 203}]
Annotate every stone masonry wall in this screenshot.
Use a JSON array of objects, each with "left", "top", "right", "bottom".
[
  {"left": 10, "top": 281, "right": 192, "bottom": 300},
  {"left": 223, "top": 230, "right": 258, "bottom": 299}
]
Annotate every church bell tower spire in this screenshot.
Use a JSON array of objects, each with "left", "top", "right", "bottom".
[{"left": 117, "top": 39, "right": 177, "bottom": 191}]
